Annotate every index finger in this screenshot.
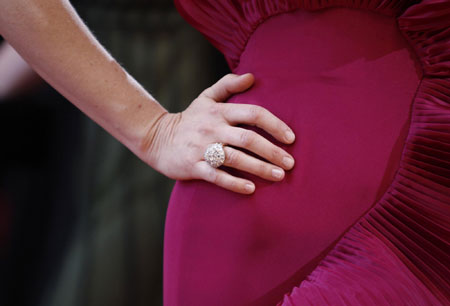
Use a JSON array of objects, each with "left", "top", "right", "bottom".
[{"left": 221, "top": 103, "right": 296, "bottom": 144}]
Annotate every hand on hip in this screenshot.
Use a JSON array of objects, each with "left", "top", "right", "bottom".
[{"left": 141, "top": 73, "right": 295, "bottom": 194}]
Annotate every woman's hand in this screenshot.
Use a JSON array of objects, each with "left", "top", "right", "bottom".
[
  {"left": 0, "top": 1, "right": 295, "bottom": 194},
  {"left": 141, "top": 73, "right": 296, "bottom": 195},
  {"left": 0, "top": 1, "right": 294, "bottom": 195}
]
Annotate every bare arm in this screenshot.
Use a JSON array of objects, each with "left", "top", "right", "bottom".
[
  {"left": 0, "top": 0, "right": 166, "bottom": 155},
  {"left": 0, "top": 0, "right": 296, "bottom": 194},
  {"left": 0, "top": 42, "right": 43, "bottom": 100}
]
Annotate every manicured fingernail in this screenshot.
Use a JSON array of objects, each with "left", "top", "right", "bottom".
[
  {"left": 285, "top": 131, "right": 295, "bottom": 143},
  {"left": 272, "top": 168, "right": 284, "bottom": 179},
  {"left": 245, "top": 183, "right": 255, "bottom": 193},
  {"left": 283, "top": 156, "right": 295, "bottom": 169}
]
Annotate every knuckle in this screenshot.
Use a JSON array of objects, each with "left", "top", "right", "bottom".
[
  {"left": 208, "top": 104, "right": 222, "bottom": 116},
  {"left": 221, "top": 103, "right": 232, "bottom": 118},
  {"left": 276, "top": 119, "right": 286, "bottom": 130},
  {"left": 228, "top": 179, "right": 238, "bottom": 191},
  {"left": 197, "top": 125, "right": 213, "bottom": 136},
  {"left": 240, "top": 130, "right": 255, "bottom": 147},
  {"left": 226, "top": 150, "right": 239, "bottom": 167},
  {"left": 187, "top": 141, "right": 201, "bottom": 150},
  {"left": 277, "top": 121, "right": 289, "bottom": 135},
  {"left": 223, "top": 73, "right": 235, "bottom": 82},
  {"left": 271, "top": 148, "right": 283, "bottom": 162},
  {"left": 248, "top": 106, "right": 263, "bottom": 122},
  {"left": 206, "top": 167, "right": 218, "bottom": 183},
  {"left": 258, "top": 162, "right": 270, "bottom": 176}
]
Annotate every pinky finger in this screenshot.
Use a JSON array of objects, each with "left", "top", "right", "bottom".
[{"left": 193, "top": 161, "right": 256, "bottom": 195}]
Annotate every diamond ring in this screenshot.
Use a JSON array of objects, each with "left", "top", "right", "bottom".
[{"left": 204, "top": 142, "right": 226, "bottom": 168}]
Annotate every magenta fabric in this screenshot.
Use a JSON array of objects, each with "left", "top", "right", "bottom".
[{"left": 164, "top": 1, "right": 450, "bottom": 305}]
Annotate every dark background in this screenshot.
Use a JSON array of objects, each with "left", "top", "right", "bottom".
[{"left": 0, "top": 1, "right": 228, "bottom": 305}]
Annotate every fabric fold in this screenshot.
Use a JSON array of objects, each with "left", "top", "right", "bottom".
[
  {"left": 173, "top": 0, "right": 450, "bottom": 304},
  {"left": 277, "top": 0, "right": 450, "bottom": 304},
  {"left": 174, "top": 0, "right": 414, "bottom": 70}
]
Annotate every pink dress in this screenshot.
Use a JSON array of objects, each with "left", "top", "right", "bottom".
[{"left": 164, "top": 1, "right": 450, "bottom": 305}]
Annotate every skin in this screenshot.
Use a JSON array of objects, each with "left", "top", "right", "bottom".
[
  {"left": 0, "top": 0, "right": 295, "bottom": 194},
  {"left": 0, "top": 42, "right": 42, "bottom": 100}
]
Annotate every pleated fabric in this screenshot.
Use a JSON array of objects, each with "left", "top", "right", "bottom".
[
  {"left": 174, "top": 0, "right": 415, "bottom": 70},
  {"left": 173, "top": 0, "right": 450, "bottom": 304}
]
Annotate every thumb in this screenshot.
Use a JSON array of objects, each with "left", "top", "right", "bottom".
[{"left": 201, "top": 73, "right": 254, "bottom": 102}]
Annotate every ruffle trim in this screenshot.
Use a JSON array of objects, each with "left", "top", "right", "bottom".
[
  {"left": 174, "top": 0, "right": 450, "bottom": 304},
  {"left": 398, "top": 0, "right": 450, "bottom": 77},
  {"left": 276, "top": 0, "right": 450, "bottom": 304},
  {"left": 174, "top": 0, "right": 415, "bottom": 70}
]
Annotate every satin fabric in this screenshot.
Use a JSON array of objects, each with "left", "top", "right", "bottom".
[{"left": 165, "top": 1, "right": 450, "bottom": 305}]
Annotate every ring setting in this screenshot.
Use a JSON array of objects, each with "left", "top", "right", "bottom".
[{"left": 204, "top": 142, "right": 226, "bottom": 168}]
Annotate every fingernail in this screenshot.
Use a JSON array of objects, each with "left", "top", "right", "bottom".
[
  {"left": 272, "top": 168, "right": 284, "bottom": 179},
  {"left": 283, "top": 156, "right": 295, "bottom": 169},
  {"left": 245, "top": 183, "right": 255, "bottom": 193},
  {"left": 285, "top": 131, "right": 295, "bottom": 143}
]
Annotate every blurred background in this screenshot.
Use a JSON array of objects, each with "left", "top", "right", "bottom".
[{"left": 0, "top": 1, "right": 228, "bottom": 305}]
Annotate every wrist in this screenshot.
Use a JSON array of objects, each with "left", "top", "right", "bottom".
[
  {"left": 125, "top": 100, "right": 169, "bottom": 162},
  {"left": 138, "top": 110, "right": 182, "bottom": 173}
]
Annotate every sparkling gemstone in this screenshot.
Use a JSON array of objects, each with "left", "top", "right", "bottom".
[{"left": 204, "top": 143, "right": 225, "bottom": 168}]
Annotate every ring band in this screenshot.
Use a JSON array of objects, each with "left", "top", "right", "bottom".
[{"left": 204, "top": 142, "right": 226, "bottom": 168}]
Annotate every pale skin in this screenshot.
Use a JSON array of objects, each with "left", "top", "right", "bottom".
[
  {"left": 0, "top": 0, "right": 295, "bottom": 194},
  {"left": 0, "top": 43, "right": 42, "bottom": 100}
]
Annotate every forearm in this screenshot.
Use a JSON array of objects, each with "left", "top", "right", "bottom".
[
  {"left": 0, "top": 0, "right": 167, "bottom": 155},
  {"left": 0, "top": 42, "right": 43, "bottom": 100}
]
